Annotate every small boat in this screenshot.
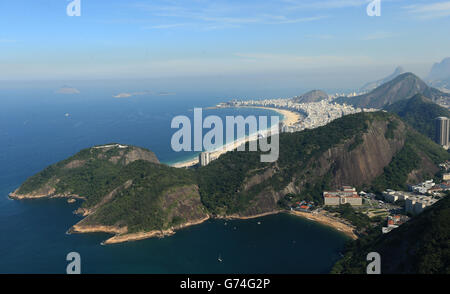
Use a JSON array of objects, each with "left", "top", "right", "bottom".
[
  {"left": 218, "top": 254, "right": 223, "bottom": 263},
  {"left": 257, "top": 221, "right": 261, "bottom": 225}
]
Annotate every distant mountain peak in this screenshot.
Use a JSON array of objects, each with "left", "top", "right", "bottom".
[
  {"left": 360, "top": 66, "right": 406, "bottom": 92},
  {"left": 427, "top": 57, "right": 450, "bottom": 92},
  {"left": 292, "top": 89, "right": 328, "bottom": 103},
  {"left": 336, "top": 72, "right": 450, "bottom": 109}
]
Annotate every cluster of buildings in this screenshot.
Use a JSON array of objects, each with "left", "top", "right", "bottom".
[
  {"left": 292, "top": 201, "right": 314, "bottom": 212},
  {"left": 382, "top": 189, "right": 415, "bottom": 202},
  {"left": 382, "top": 177, "right": 449, "bottom": 215},
  {"left": 382, "top": 189, "right": 439, "bottom": 215},
  {"left": 382, "top": 215, "right": 409, "bottom": 234},
  {"left": 228, "top": 98, "right": 376, "bottom": 134},
  {"left": 293, "top": 100, "right": 375, "bottom": 131},
  {"left": 409, "top": 180, "right": 436, "bottom": 194},
  {"left": 405, "top": 196, "right": 439, "bottom": 214},
  {"left": 323, "top": 186, "right": 363, "bottom": 206},
  {"left": 409, "top": 178, "right": 450, "bottom": 196}
]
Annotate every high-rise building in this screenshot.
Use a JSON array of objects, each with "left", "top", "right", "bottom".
[
  {"left": 199, "top": 152, "right": 211, "bottom": 166},
  {"left": 435, "top": 117, "right": 449, "bottom": 148}
]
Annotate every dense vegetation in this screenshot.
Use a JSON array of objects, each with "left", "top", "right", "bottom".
[
  {"left": 14, "top": 111, "right": 449, "bottom": 241},
  {"left": 385, "top": 94, "right": 450, "bottom": 141},
  {"left": 324, "top": 204, "right": 371, "bottom": 231},
  {"left": 331, "top": 195, "right": 450, "bottom": 274},
  {"left": 83, "top": 160, "right": 200, "bottom": 232},
  {"left": 369, "top": 129, "right": 450, "bottom": 193},
  {"left": 197, "top": 112, "right": 372, "bottom": 214}
]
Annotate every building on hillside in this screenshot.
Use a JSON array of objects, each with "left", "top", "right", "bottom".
[
  {"left": 382, "top": 215, "right": 409, "bottom": 234},
  {"left": 405, "top": 196, "right": 438, "bottom": 214},
  {"left": 199, "top": 152, "right": 211, "bottom": 166},
  {"left": 435, "top": 117, "right": 449, "bottom": 148},
  {"left": 382, "top": 190, "right": 415, "bottom": 203},
  {"left": 323, "top": 186, "right": 362, "bottom": 206},
  {"left": 409, "top": 180, "right": 435, "bottom": 194}
]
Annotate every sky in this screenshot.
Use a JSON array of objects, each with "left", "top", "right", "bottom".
[{"left": 1, "top": 0, "right": 450, "bottom": 90}]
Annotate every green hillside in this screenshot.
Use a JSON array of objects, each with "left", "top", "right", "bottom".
[
  {"left": 385, "top": 94, "right": 450, "bottom": 141},
  {"left": 331, "top": 195, "right": 450, "bottom": 274},
  {"left": 11, "top": 112, "right": 450, "bottom": 241}
]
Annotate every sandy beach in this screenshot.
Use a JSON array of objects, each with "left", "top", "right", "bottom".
[
  {"left": 289, "top": 210, "right": 358, "bottom": 240},
  {"left": 170, "top": 106, "right": 302, "bottom": 168},
  {"left": 242, "top": 106, "right": 302, "bottom": 127}
]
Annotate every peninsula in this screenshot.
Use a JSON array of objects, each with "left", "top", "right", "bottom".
[{"left": 10, "top": 112, "right": 450, "bottom": 244}]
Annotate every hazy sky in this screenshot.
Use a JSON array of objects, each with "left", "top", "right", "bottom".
[{"left": 1, "top": 0, "right": 450, "bottom": 89}]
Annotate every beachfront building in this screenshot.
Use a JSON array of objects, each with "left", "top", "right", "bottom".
[
  {"left": 323, "top": 186, "right": 362, "bottom": 206},
  {"left": 199, "top": 152, "right": 211, "bottom": 167}
]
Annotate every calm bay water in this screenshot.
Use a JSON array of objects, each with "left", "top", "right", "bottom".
[{"left": 0, "top": 85, "right": 348, "bottom": 273}]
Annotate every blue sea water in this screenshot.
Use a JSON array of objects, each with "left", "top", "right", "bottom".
[{"left": 0, "top": 84, "right": 348, "bottom": 273}]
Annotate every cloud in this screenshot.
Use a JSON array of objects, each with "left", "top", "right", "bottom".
[
  {"left": 56, "top": 86, "right": 80, "bottom": 94},
  {"left": 282, "top": 0, "right": 370, "bottom": 10},
  {"left": 134, "top": 1, "right": 326, "bottom": 30},
  {"left": 403, "top": 1, "right": 450, "bottom": 19}
]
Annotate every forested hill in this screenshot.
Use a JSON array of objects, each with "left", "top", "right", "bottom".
[
  {"left": 9, "top": 144, "right": 208, "bottom": 236},
  {"left": 384, "top": 94, "right": 450, "bottom": 141},
  {"left": 10, "top": 112, "right": 450, "bottom": 242},
  {"left": 331, "top": 195, "right": 450, "bottom": 274},
  {"left": 197, "top": 111, "right": 449, "bottom": 215}
]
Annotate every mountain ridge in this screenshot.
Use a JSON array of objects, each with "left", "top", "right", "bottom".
[
  {"left": 360, "top": 66, "right": 405, "bottom": 92},
  {"left": 336, "top": 72, "right": 450, "bottom": 109},
  {"left": 384, "top": 93, "right": 450, "bottom": 141}
]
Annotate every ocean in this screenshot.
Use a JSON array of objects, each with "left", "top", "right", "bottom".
[{"left": 0, "top": 83, "right": 348, "bottom": 273}]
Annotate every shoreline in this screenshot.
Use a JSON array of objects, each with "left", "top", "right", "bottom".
[
  {"left": 68, "top": 209, "right": 356, "bottom": 245},
  {"left": 289, "top": 210, "right": 358, "bottom": 240},
  {"left": 8, "top": 190, "right": 86, "bottom": 201},
  {"left": 170, "top": 106, "right": 302, "bottom": 169},
  {"left": 69, "top": 215, "right": 211, "bottom": 245},
  {"left": 236, "top": 106, "right": 302, "bottom": 127}
]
